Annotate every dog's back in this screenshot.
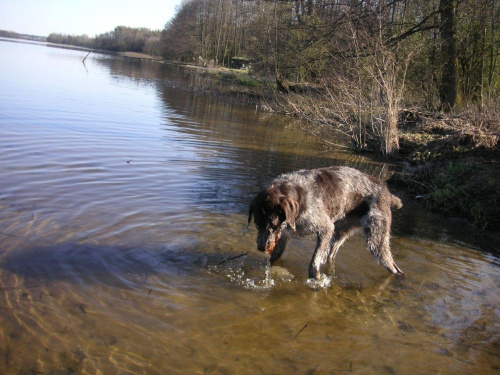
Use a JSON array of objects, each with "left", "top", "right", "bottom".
[{"left": 273, "top": 166, "right": 400, "bottom": 222}]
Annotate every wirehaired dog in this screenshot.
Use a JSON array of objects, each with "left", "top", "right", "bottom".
[{"left": 248, "top": 166, "right": 403, "bottom": 279}]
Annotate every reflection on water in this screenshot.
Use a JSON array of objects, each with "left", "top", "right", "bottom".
[{"left": 0, "top": 39, "right": 499, "bottom": 374}]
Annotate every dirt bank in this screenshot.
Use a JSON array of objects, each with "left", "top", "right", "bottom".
[{"left": 394, "top": 110, "right": 500, "bottom": 232}]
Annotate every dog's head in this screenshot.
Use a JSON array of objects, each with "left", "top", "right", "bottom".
[{"left": 248, "top": 186, "right": 300, "bottom": 256}]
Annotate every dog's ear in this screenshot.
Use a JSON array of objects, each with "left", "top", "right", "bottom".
[
  {"left": 247, "top": 205, "right": 253, "bottom": 228},
  {"left": 248, "top": 193, "right": 262, "bottom": 227},
  {"left": 280, "top": 197, "right": 299, "bottom": 232}
]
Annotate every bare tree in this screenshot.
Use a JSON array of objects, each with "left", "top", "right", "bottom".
[
  {"left": 439, "top": 0, "right": 458, "bottom": 110},
  {"left": 270, "top": 2, "right": 414, "bottom": 154}
]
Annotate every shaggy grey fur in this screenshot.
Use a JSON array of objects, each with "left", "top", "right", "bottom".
[{"left": 248, "top": 166, "right": 403, "bottom": 279}]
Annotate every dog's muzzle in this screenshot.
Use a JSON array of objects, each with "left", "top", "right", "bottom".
[{"left": 257, "top": 230, "right": 281, "bottom": 255}]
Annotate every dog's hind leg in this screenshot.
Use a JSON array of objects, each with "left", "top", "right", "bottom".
[
  {"left": 327, "top": 228, "right": 360, "bottom": 275},
  {"left": 329, "top": 215, "right": 362, "bottom": 264},
  {"left": 362, "top": 206, "right": 403, "bottom": 275}
]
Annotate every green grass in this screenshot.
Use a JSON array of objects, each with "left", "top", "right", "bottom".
[{"left": 421, "top": 160, "right": 499, "bottom": 230}]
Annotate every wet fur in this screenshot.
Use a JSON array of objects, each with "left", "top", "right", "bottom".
[{"left": 248, "top": 166, "right": 403, "bottom": 279}]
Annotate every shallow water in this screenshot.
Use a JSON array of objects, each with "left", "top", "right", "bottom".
[{"left": 0, "top": 39, "right": 499, "bottom": 374}]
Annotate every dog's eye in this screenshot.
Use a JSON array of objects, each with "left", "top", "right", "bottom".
[{"left": 266, "top": 217, "right": 280, "bottom": 231}]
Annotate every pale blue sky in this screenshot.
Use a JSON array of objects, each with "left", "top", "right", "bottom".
[{"left": 0, "top": 0, "right": 184, "bottom": 37}]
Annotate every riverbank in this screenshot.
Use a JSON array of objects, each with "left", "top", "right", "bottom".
[
  {"left": 395, "top": 110, "right": 500, "bottom": 232},
  {"left": 175, "top": 63, "right": 274, "bottom": 103}
]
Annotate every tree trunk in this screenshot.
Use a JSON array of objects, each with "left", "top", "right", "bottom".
[
  {"left": 386, "top": 106, "right": 400, "bottom": 155},
  {"left": 439, "top": 0, "right": 457, "bottom": 111}
]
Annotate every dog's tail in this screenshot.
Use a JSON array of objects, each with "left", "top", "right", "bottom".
[{"left": 391, "top": 194, "right": 403, "bottom": 209}]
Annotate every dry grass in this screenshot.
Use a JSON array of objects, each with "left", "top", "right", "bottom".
[
  {"left": 119, "top": 51, "right": 164, "bottom": 61},
  {"left": 418, "top": 111, "right": 499, "bottom": 149},
  {"left": 396, "top": 107, "right": 500, "bottom": 231},
  {"left": 398, "top": 108, "right": 500, "bottom": 162}
]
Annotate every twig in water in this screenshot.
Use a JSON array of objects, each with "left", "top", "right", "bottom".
[
  {"left": 291, "top": 324, "right": 308, "bottom": 341},
  {"left": 82, "top": 51, "right": 91, "bottom": 63},
  {"left": 217, "top": 251, "right": 249, "bottom": 266}
]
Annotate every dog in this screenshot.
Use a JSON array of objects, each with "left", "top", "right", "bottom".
[{"left": 248, "top": 166, "right": 403, "bottom": 279}]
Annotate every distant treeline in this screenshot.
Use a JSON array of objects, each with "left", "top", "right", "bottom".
[
  {"left": 162, "top": 0, "right": 500, "bottom": 107},
  {"left": 0, "top": 30, "right": 46, "bottom": 42},
  {"left": 47, "top": 26, "right": 162, "bottom": 56}
]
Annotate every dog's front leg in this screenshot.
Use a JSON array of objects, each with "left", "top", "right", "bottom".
[{"left": 309, "top": 227, "right": 334, "bottom": 280}]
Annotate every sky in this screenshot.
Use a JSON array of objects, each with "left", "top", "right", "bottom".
[{"left": 0, "top": 0, "right": 184, "bottom": 37}]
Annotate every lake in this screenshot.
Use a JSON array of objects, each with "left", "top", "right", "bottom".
[{"left": 0, "top": 38, "right": 499, "bottom": 374}]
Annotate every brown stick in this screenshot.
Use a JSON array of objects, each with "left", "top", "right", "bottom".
[
  {"left": 217, "top": 251, "right": 249, "bottom": 266},
  {"left": 291, "top": 324, "right": 308, "bottom": 341}
]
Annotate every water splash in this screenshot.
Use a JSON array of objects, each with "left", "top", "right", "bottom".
[
  {"left": 306, "top": 274, "right": 332, "bottom": 290},
  {"left": 209, "top": 254, "right": 275, "bottom": 290},
  {"left": 264, "top": 254, "right": 275, "bottom": 288}
]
